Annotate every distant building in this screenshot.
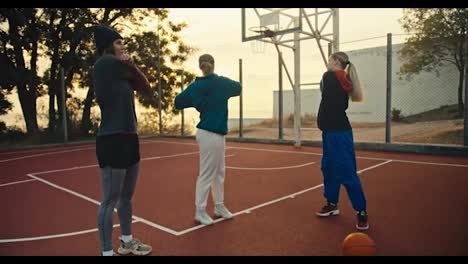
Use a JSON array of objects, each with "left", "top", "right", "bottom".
[{"left": 273, "top": 43, "right": 460, "bottom": 122}]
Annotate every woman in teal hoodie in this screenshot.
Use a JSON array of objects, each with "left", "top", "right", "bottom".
[{"left": 175, "top": 54, "right": 241, "bottom": 225}]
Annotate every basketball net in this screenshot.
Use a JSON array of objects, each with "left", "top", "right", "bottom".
[
  {"left": 250, "top": 40, "right": 266, "bottom": 54},
  {"left": 249, "top": 22, "right": 278, "bottom": 55}
]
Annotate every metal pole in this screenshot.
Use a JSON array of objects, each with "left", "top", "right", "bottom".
[
  {"left": 332, "top": 8, "right": 339, "bottom": 52},
  {"left": 293, "top": 18, "right": 301, "bottom": 148},
  {"left": 273, "top": 42, "right": 294, "bottom": 87},
  {"left": 180, "top": 70, "right": 185, "bottom": 136},
  {"left": 239, "top": 58, "right": 243, "bottom": 138},
  {"left": 464, "top": 34, "right": 468, "bottom": 146},
  {"left": 386, "top": 33, "right": 392, "bottom": 144},
  {"left": 157, "top": 15, "right": 163, "bottom": 135},
  {"left": 302, "top": 9, "right": 327, "bottom": 66},
  {"left": 328, "top": 42, "right": 332, "bottom": 57},
  {"left": 60, "top": 66, "right": 68, "bottom": 143},
  {"left": 278, "top": 52, "right": 283, "bottom": 140},
  {"left": 241, "top": 9, "right": 246, "bottom": 42}
]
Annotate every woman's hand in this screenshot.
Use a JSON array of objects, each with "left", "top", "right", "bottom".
[{"left": 117, "top": 53, "right": 133, "bottom": 64}]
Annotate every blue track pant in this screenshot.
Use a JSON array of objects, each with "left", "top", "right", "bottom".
[{"left": 321, "top": 130, "right": 366, "bottom": 212}]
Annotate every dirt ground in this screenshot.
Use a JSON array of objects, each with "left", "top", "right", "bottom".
[{"left": 228, "top": 119, "right": 464, "bottom": 146}]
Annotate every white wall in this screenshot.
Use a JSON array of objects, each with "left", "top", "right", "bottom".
[{"left": 273, "top": 43, "right": 461, "bottom": 122}]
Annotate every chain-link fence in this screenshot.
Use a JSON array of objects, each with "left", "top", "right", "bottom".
[
  {"left": 223, "top": 33, "right": 467, "bottom": 148},
  {"left": 389, "top": 35, "right": 465, "bottom": 146},
  {"left": 1, "top": 33, "right": 466, "bottom": 151}
]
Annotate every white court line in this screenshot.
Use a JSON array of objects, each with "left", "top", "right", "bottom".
[
  {"left": 30, "top": 151, "right": 234, "bottom": 176},
  {"left": 31, "top": 151, "right": 199, "bottom": 175},
  {"left": 226, "top": 161, "right": 315, "bottom": 170},
  {"left": 131, "top": 216, "right": 180, "bottom": 235},
  {"left": 391, "top": 160, "right": 468, "bottom": 168},
  {"left": 0, "top": 220, "right": 139, "bottom": 243},
  {"left": 0, "top": 140, "right": 162, "bottom": 163},
  {"left": 13, "top": 150, "right": 237, "bottom": 238},
  {"left": 148, "top": 140, "right": 197, "bottom": 147},
  {"left": 14, "top": 159, "right": 388, "bottom": 239},
  {"left": 142, "top": 151, "right": 199, "bottom": 161},
  {"left": 5, "top": 139, "right": 467, "bottom": 238},
  {"left": 357, "top": 160, "right": 393, "bottom": 174},
  {"left": 0, "top": 147, "right": 95, "bottom": 163},
  {"left": 31, "top": 152, "right": 235, "bottom": 176},
  {"left": 33, "top": 164, "right": 99, "bottom": 176},
  {"left": 27, "top": 174, "right": 103, "bottom": 206},
  {"left": 0, "top": 146, "right": 90, "bottom": 156},
  {"left": 0, "top": 151, "right": 236, "bottom": 240},
  {"left": 0, "top": 179, "right": 37, "bottom": 187},
  {"left": 176, "top": 160, "right": 392, "bottom": 236},
  {"left": 150, "top": 139, "right": 468, "bottom": 168},
  {"left": 0, "top": 151, "right": 234, "bottom": 191},
  {"left": 25, "top": 173, "right": 180, "bottom": 236}
]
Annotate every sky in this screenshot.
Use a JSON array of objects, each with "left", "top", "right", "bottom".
[
  {"left": 166, "top": 8, "right": 406, "bottom": 124},
  {"left": 0, "top": 8, "right": 408, "bottom": 130}
]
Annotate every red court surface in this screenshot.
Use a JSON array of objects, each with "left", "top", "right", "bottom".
[{"left": 1, "top": 138, "right": 468, "bottom": 256}]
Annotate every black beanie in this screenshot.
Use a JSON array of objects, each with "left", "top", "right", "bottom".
[{"left": 93, "top": 25, "right": 123, "bottom": 53}]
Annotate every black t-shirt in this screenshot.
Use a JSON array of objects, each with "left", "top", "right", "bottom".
[{"left": 317, "top": 71, "right": 352, "bottom": 131}]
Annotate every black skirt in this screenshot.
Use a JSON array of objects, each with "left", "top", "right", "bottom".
[{"left": 96, "top": 133, "right": 140, "bottom": 169}]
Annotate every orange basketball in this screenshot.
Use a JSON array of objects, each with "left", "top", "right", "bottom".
[{"left": 342, "top": 232, "right": 376, "bottom": 256}]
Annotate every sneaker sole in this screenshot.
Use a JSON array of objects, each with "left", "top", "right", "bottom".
[
  {"left": 316, "top": 209, "right": 340, "bottom": 217},
  {"left": 356, "top": 224, "right": 369, "bottom": 231},
  {"left": 214, "top": 213, "right": 234, "bottom": 219},
  {"left": 194, "top": 217, "right": 214, "bottom": 225},
  {"left": 117, "top": 248, "right": 152, "bottom": 256}
]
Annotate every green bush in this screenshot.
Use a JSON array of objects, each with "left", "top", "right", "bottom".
[{"left": 392, "top": 108, "right": 404, "bottom": 122}]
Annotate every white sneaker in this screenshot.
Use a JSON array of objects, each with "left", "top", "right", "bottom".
[
  {"left": 214, "top": 204, "right": 234, "bottom": 219},
  {"left": 195, "top": 210, "right": 214, "bottom": 225},
  {"left": 117, "top": 238, "right": 152, "bottom": 256}
]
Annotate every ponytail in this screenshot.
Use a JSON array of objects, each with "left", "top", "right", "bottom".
[
  {"left": 347, "top": 63, "right": 364, "bottom": 102},
  {"left": 199, "top": 54, "right": 215, "bottom": 76},
  {"left": 200, "top": 61, "right": 214, "bottom": 76},
  {"left": 332, "top": 52, "right": 365, "bottom": 102}
]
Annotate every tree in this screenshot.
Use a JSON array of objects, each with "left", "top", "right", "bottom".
[
  {"left": 125, "top": 25, "right": 196, "bottom": 132},
  {"left": 398, "top": 8, "right": 468, "bottom": 115},
  {"left": 0, "top": 8, "right": 94, "bottom": 135},
  {"left": 79, "top": 8, "right": 196, "bottom": 134},
  {"left": 0, "top": 92, "right": 12, "bottom": 133},
  {"left": 41, "top": 8, "right": 95, "bottom": 134},
  {"left": 0, "top": 8, "right": 196, "bottom": 137},
  {"left": 0, "top": 8, "right": 45, "bottom": 134},
  {"left": 0, "top": 46, "right": 14, "bottom": 132}
]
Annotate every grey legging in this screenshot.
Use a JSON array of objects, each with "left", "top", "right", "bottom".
[{"left": 97, "top": 162, "right": 139, "bottom": 251}]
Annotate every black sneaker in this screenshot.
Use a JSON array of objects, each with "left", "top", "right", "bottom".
[{"left": 356, "top": 211, "right": 370, "bottom": 230}]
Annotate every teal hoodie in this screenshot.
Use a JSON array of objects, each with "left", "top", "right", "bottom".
[{"left": 175, "top": 73, "right": 241, "bottom": 135}]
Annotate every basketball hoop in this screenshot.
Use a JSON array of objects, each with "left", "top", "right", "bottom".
[
  {"left": 248, "top": 26, "right": 275, "bottom": 54},
  {"left": 249, "top": 26, "right": 276, "bottom": 38}
]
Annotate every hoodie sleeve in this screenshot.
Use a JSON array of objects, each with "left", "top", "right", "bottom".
[
  {"left": 175, "top": 84, "right": 194, "bottom": 110},
  {"left": 119, "top": 61, "right": 154, "bottom": 99},
  {"left": 222, "top": 76, "right": 241, "bottom": 98},
  {"left": 333, "top": 70, "right": 353, "bottom": 93}
]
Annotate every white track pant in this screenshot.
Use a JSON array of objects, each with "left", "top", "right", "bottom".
[{"left": 195, "top": 129, "right": 226, "bottom": 210}]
